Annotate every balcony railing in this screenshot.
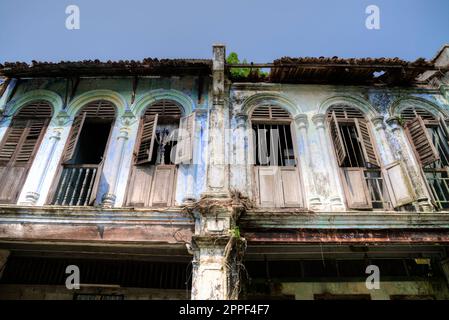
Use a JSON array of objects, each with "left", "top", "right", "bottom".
[{"left": 52, "top": 164, "right": 100, "bottom": 206}]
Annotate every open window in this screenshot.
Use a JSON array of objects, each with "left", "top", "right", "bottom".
[
  {"left": 327, "top": 105, "right": 393, "bottom": 210},
  {"left": 126, "top": 99, "right": 195, "bottom": 207},
  {"left": 402, "top": 106, "right": 449, "bottom": 210},
  {"left": 0, "top": 101, "right": 52, "bottom": 203},
  {"left": 49, "top": 100, "right": 116, "bottom": 206},
  {"left": 251, "top": 104, "right": 304, "bottom": 208}
]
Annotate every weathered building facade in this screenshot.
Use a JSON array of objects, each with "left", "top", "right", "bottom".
[{"left": 0, "top": 44, "right": 449, "bottom": 300}]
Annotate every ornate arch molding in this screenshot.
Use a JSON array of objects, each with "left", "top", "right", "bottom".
[
  {"left": 132, "top": 89, "right": 195, "bottom": 117},
  {"left": 66, "top": 90, "right": 127, "bottom": 118},
  {"left": 241, "top": 92, "right": 301, "bottom": 117},
  {"left": 318, "top": 95, "right": 380, "bottom": 119},
  {"left": 389, "top": 96, "right": 449, "bottom": 119},
  {"left": 4, "top": 89, "right": 63, "bottom": 117}
]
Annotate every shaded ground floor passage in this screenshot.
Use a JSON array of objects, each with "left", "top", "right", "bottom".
[{"left": 1, "top": 245, "right": 449, "bottom": 300}]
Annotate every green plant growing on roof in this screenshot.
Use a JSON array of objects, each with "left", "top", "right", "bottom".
[{"left": 226, "top": 52, "right": 268, "bottom": 79}]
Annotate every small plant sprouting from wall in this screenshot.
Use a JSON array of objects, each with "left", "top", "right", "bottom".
[{"left": 226, "top": 52, "right": 268, "bottom": 80}]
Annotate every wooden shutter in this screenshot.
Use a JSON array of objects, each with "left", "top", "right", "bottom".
[
  {"left": 405, "top": 116, "right": 439, "bottom": 166},
  {"left": 175, "top": 113, "right": 196, "bottom": 164},
  {"left": 0, "top": 119, "right": 28, "bottom": 164},
  {"left": 279, "top": 167, "right": 303, "bottom": 207},
  {"left": 341, "top": 168, "right": 372, "bottom": 209},
  {"left": 0, "top": 118, "right": 48, "bottom": 203},
  {"left": 62, "top": 113, "right": 86, "bottom": 164},
  {"left": 254, "top": 166, "right": 279, "bottom": 207},
  {"left": 149, "top": 165, "right": 176, "bottom": 207},
  {"left": 126, "top": 166, "right": 154, "bottom": 207},
  {"left": 329, "top": 111, "right": 347, "bottom": 166},
  {"left": 355, "top": 118, "right": 379, "bottom": 167},
  {"left": 15, "top": 119, "right": 48, "bottom": 165},
  {"left": 382, "top": 161, "right": 415, "bottom": 208},
  {"left": 135, "top": 114, "right": 158, "bottom": 165}
]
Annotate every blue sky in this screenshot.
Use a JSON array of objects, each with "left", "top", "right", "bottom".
[{"left": 0, "top": 0, "right": 448, "bottom": 63}]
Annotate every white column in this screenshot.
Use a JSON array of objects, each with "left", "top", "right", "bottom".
[
  {"left": 294, "top": 114, "right": 321, "bottom": 209},
  {"left": 386, "top": 116, "right": 433, "bottom": 212},
  {"left": 231, "top": 112, "right": 248, "bottom": 195},
  {"left": 312, "top": 113, "right": 345, "bottom": 210},
  {"left": 101, "top": 112, "right": 134, "bottom": 208}
]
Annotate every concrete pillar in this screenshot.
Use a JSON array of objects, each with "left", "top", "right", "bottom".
[
  {"left": 386, "top": 116, "right": 433, "bottom": 212},
  {"left": 190, "top": 45, "right": 246, "bottom": 300},
  {"left": 102, "top": 111, "right": 134, "bottom": 208},
  {"left": 204, "top": 44, "right": 228, "bottom": 198},
  {"left": 294, "top": 114, "right": 321, "bottom": 210},
  {"left": 0, "top": 250, "right": 10, "bottom": 279},
  {"left": 191, "top": 235, "right": 244, "bottom": 300},
  {"left": 311, "top": 113, "right": 345, "bottom": 210}
]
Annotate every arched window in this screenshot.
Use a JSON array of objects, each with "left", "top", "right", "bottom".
[
  {"left": 50, "top": 100, "right": 116, "bottom": 206},
  {"left": 402, "top": 106, "right": 449, "bottom": 209},
  {"left": 126, "top": 99, "right": 195, "bottom": 207},
  {"left": 250, "top": 104, "right": 304, "bottom": 208},
  {"left": 327, "top": 105, "right": 390, "bottom": 210},
  {"left": 0, "top": 101, "right": 52, "bottom": 203}
]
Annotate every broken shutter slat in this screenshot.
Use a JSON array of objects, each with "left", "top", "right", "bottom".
[
  {"left": 135, "top": 114, "right": 158, "bottom": 165},
  {"left": 62, "top": 113, "right": 86, "bottom": 164},
  {"left": 329, "top": 111, "right": 347, "bottom": 166},
  {"left": 355, "top": 118, "right": 379, "bottom": 167},
  {"left": 405, "top": 116, "right": 439, "bottom": 166},
  {"left": 382, "top": 161, "right": 415, "bottom": 208},
  {"left": 175, "top": 112, "right": 196, "bottom": 164},
  {"left": 341, "top": 167, "right": 372, "bottom": 209}
]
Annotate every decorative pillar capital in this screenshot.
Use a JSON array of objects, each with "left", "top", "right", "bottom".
[
  {"left": 235, "top": 112, "right": 248, "bottom": 128},
  {"left": 386, "top": 116, "right": 403, "bottom": 132},
  {"left": 52, "top": 111, "right": 71, "bottom": 127},
  {"left": 294, "top": 114, "right": 309, "bottom": 129},
  {"left": 120, "top": 109, "right": 137, "bottom": 127},
  {"left": 371, "top": 116, "right": 386, "bottom": 131},
  {"left": 312, "top": 113, "right": 326, "bottom": 129}
]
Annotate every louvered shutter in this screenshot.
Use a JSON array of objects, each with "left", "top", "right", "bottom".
[
  {"left": 0, "top": 119, "right": 28, "bottom": 165},
  {"left": 15, "top": 119, "right": 48, "bottom": 165},
  {"left": 0, "top": 117, "right": 49, "bottom": 203},
  {"left": 175, "top": 113, "right": 196, "bottom": 164},
  {"left": 62, "top": 113, "right": 86, "bottom": 164},
  {"left": 405, "top": 116, "right": 439, "bottom": 166},
  {"left": 355, "top": 118, "right": 379, "bottom": 167},
  {"left": 329, "top": 111, "right": 347, "bottom": 166},
  {"left": 135, "top": 114, "right": 158, "bottom": 165},
  {"left": 341, "top": 168, "right": 372, "bottom": 209}
]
